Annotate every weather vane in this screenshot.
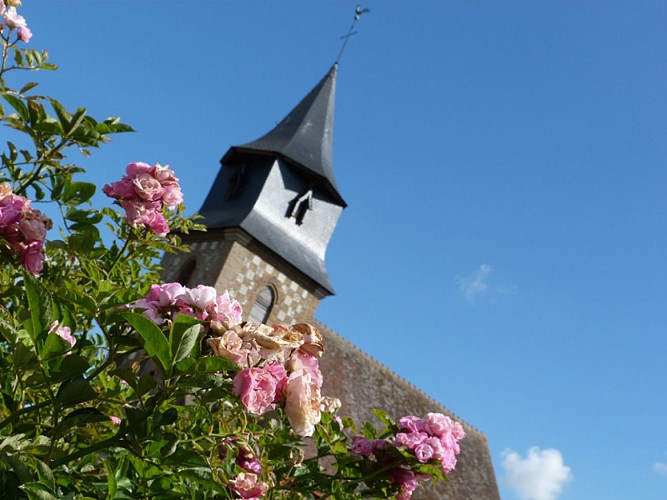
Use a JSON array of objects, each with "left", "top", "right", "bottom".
[{"left": 336, "top": 5, "right": 370, "bottom": 63}]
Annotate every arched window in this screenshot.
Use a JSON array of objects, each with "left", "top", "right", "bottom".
[
  {"left": 176, "top": 257, "right": 197, "bottom": 286},
  {"left": 248, "top": 286, "right": 275, "bottom": 324}
]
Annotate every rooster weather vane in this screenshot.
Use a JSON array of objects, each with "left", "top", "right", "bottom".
[{"left": 336, "top": 5, "right": 370, "bottom": 63}]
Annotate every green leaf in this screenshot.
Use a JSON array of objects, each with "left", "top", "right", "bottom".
[
  {"left": 49, "top": 98, "right": 71, "bottom": 129},
  {"left": 54, "top": 408, "right": 108, "bottom": 437},
  {"left": 3, "top": 94, "right": 29, "bottom": 122},
  {"left": 62, "top": 181, "right": 96, "bottom": 205},
  {"left": 20, "top": 82, "right": 39, "bottom": 94},
  {"left": 35, "top": 460, "right": 55, "bottom": 492},
  {"left": 121, "top": 312, "right": 169, "bottom": 374},
  {"left": 40, "top": 333, "right": 71, "bottom": 360},
  {"left": 175, "top": 355, "right": 238, "bottom": 375},
  {"left": 104, "top": 461, "right": 117, "bottom": 500},
  {"left": 169, "top": 314, "right": 200, "bottom": 366},
  {"left": 46, "top": 354, "right": 90, "bottom": 383},
  {"left": 13, "top": 341, "right": 36, "bottom": 370},
  {"left": 125, "top": 407, "right": 148, "bottom": 440},
  {"left": 158, "top": 408, "right": 178, "bottom": 426},
  {"left": 65, "top": 208, "right": 103, "bottom": 224},
  {"left": 0, "top": 433, "right": 27, "bottom": 452},
  {"left": 372, "top": 408, "right": 395, "bottom": 430},
  {"left": 0, "top": 319, "right": 18, "bottom": 345},
  {"left": 136, "top": 372, "right": 158, "bottom": 396},
  {"left": 68, "top": 225, "right": 100, "bottom": 253},
  {"left": 56, "top": 377, "right": 97, "bottom": 405},
  {"left": 19, "top": 482, "right": 57, "bottom": 500},
  {"left": 23, "top": 272, "right": 53, "bottom": 343},
  {"left": 65, "top": 108, "right": 87, "bottom": 136}
]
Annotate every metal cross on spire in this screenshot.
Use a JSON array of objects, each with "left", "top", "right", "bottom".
[{"left": 336, "top": 5, "right": 370, "bottom": 63}]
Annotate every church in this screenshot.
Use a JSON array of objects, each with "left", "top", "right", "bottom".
[{"left": 160, "top": 64, "right": 500, "bottom": 499}]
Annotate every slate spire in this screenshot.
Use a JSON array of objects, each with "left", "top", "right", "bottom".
[
  {"left": 199, "top": 65, "right": 347, "bottom": 295},
  {"left": 223, "top": 64, "right": 344, "bottom": 206}
]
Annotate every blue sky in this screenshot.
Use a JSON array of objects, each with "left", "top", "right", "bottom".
[{"left": 14, "top": 2, "right": 667, "bottom": 499}]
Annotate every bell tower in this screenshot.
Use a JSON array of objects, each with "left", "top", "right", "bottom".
[{"left": 161, "top": 65, "right": 345, "bottom": 325}]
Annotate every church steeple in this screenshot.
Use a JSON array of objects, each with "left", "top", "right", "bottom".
[
  {"left": 195, "top": 65, "right": 346, "bottom": 307},
  {"left": 222, "top": 64, "right": 343, "bottom": 206}
]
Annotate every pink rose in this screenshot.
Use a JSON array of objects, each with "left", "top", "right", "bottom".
[
  {"left": 229, "top": 472, "right": 268, "bottom": 499},
  {"left": 440, "top": 432, "right": 461, "bottom": 456},
  {"left": 263, "top": 361, "right": 288, "bottom": 399},
  {"left": 0, "top": 197, "right": 24, "bottom": 226},
  {"left": 286, "top": 351, "right": 322, "bottom": 386},
  {"left": 213, "top": 291, "right": 243, "bottom": 324},
  {"left": 425, "top": 412, "right": 453, "bottom": 437},
  {"left": 426, "top": 436, "right": 446, "bottom": 461},
  {"left": 110, "top": 416, "right": 121, "bottom": 425},
  {"left": 19, "top": 213, "right": 48, "bottom": 241},
  {"left": 398, "top": 415, "right": 426, "bottom": 433},
  {"left": 133, "top": 173, "right": 164, "bottom": 201},
  {"left": 373, "top": 439, "right": 389, "bottom": 452},
  {"left": 143, "top": 210, "right": 169, "bottom": 237},
  {"left": 440, "top": 449, "right": 458, "bottom": 473},
  {"left": 161, "top": 184, "right": 183, "bottom": 209},
  {"left": 414, "top": 442, "right": 434, "bottom": 463},
  {"left": 17, "top": 25, "right": 31, "bottom": 42},
  {"left": 121, "top": 200, "right": 169, "bottom": 236},
  {"left": 390, "top": 468, "right": 419, "bottom": 500},
  {"left": 131, "top": 298, "right": 162, "bottom": 324},
  {"left": 284, "top": 369, "right": 321, "bottom": 437},
  {"left": 50, "top": 321, "right": 76, "bottom": 348},
  {"left": 208, "top": 330, "right": 258, "bottom": 368},
  {"left": 394, "top": 431, "right": 427, "bottom": 451},
  {"left": 102, "top": 178, "right": 135, "bottom": 200},
  {"left": 183, "top": 284, "right": 217, "bottom": 310},
  {"left": 233, "top": 368, "right": 278, "bottom": 415},
  {"left": 156, "top": 282, "right": 186, "bottom": 306},
  {"left": 153, "top": 164, "right": 178, "bottom": 183},
  {"left": 451, "top": 421, "right": 466, "bottom": 441},
  {"left": 21, "top": 240, "right": 44, "bottom": 274},
  {"left": 125, "top": 162, "right": 154, "bottom": 177},
  {"left": 236, "top": 446, "right": 262, "bottom": 474},
  {"left": 3, "top": 7, "right": 26, "bottom": 29},
  {"left": 351, "top": 436, "right": 373, "bottom": 457},
  {"left": 121, "top": 200, "right": 157, "bottom": 226}
]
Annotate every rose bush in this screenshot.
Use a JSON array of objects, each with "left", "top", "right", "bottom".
[{"left": 0, "top": 4, "right": 465, "bottom": 498}]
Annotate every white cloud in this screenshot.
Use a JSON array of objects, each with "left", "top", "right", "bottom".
[
  {"left": 502, "top": 447, "right": 573, "bottom": 500},
  {"left": 654, "top": 462, "right": 667, "bottom": 477},
  {"left": 458, "top": 264, "right": 515, "bottom": 304}
]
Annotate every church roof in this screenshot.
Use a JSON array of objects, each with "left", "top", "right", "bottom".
[{"left": 223, "top": 64, "right": 344, "bottom": 206}]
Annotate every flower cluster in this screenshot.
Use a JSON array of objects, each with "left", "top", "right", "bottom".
[
  {"left": 394, "top": 413, "right": 465, "bottom": 473},
  {"left": 0, "top": 1, "right": 31, "bottom": 42},
  {"left": 0, "top": 183, "right": 52, "bottom": 274},
  {"left": 210, "top": 322, "right": 331, "bottom": 438},
  {"left": 350, "top": 412, "right": 465, "bottom": 499},
  {"left": 130, "top": 282, "right": 243, "bottom": 327},
  {"left": 102, "top": 162, "right": 182, "bottom": 236}
]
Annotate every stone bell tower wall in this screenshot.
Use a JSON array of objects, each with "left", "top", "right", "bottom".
[{"left": 160, "top": 228, "right": 324, "bottom": 326}]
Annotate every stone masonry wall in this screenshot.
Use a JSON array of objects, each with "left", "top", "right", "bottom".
[{"left": 160, "top": 229, "right": 322, "bottom": 325}]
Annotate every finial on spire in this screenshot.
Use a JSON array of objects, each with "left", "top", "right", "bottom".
[{"left": 336, "top": 5, "right": 370, "bottom": 64}]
